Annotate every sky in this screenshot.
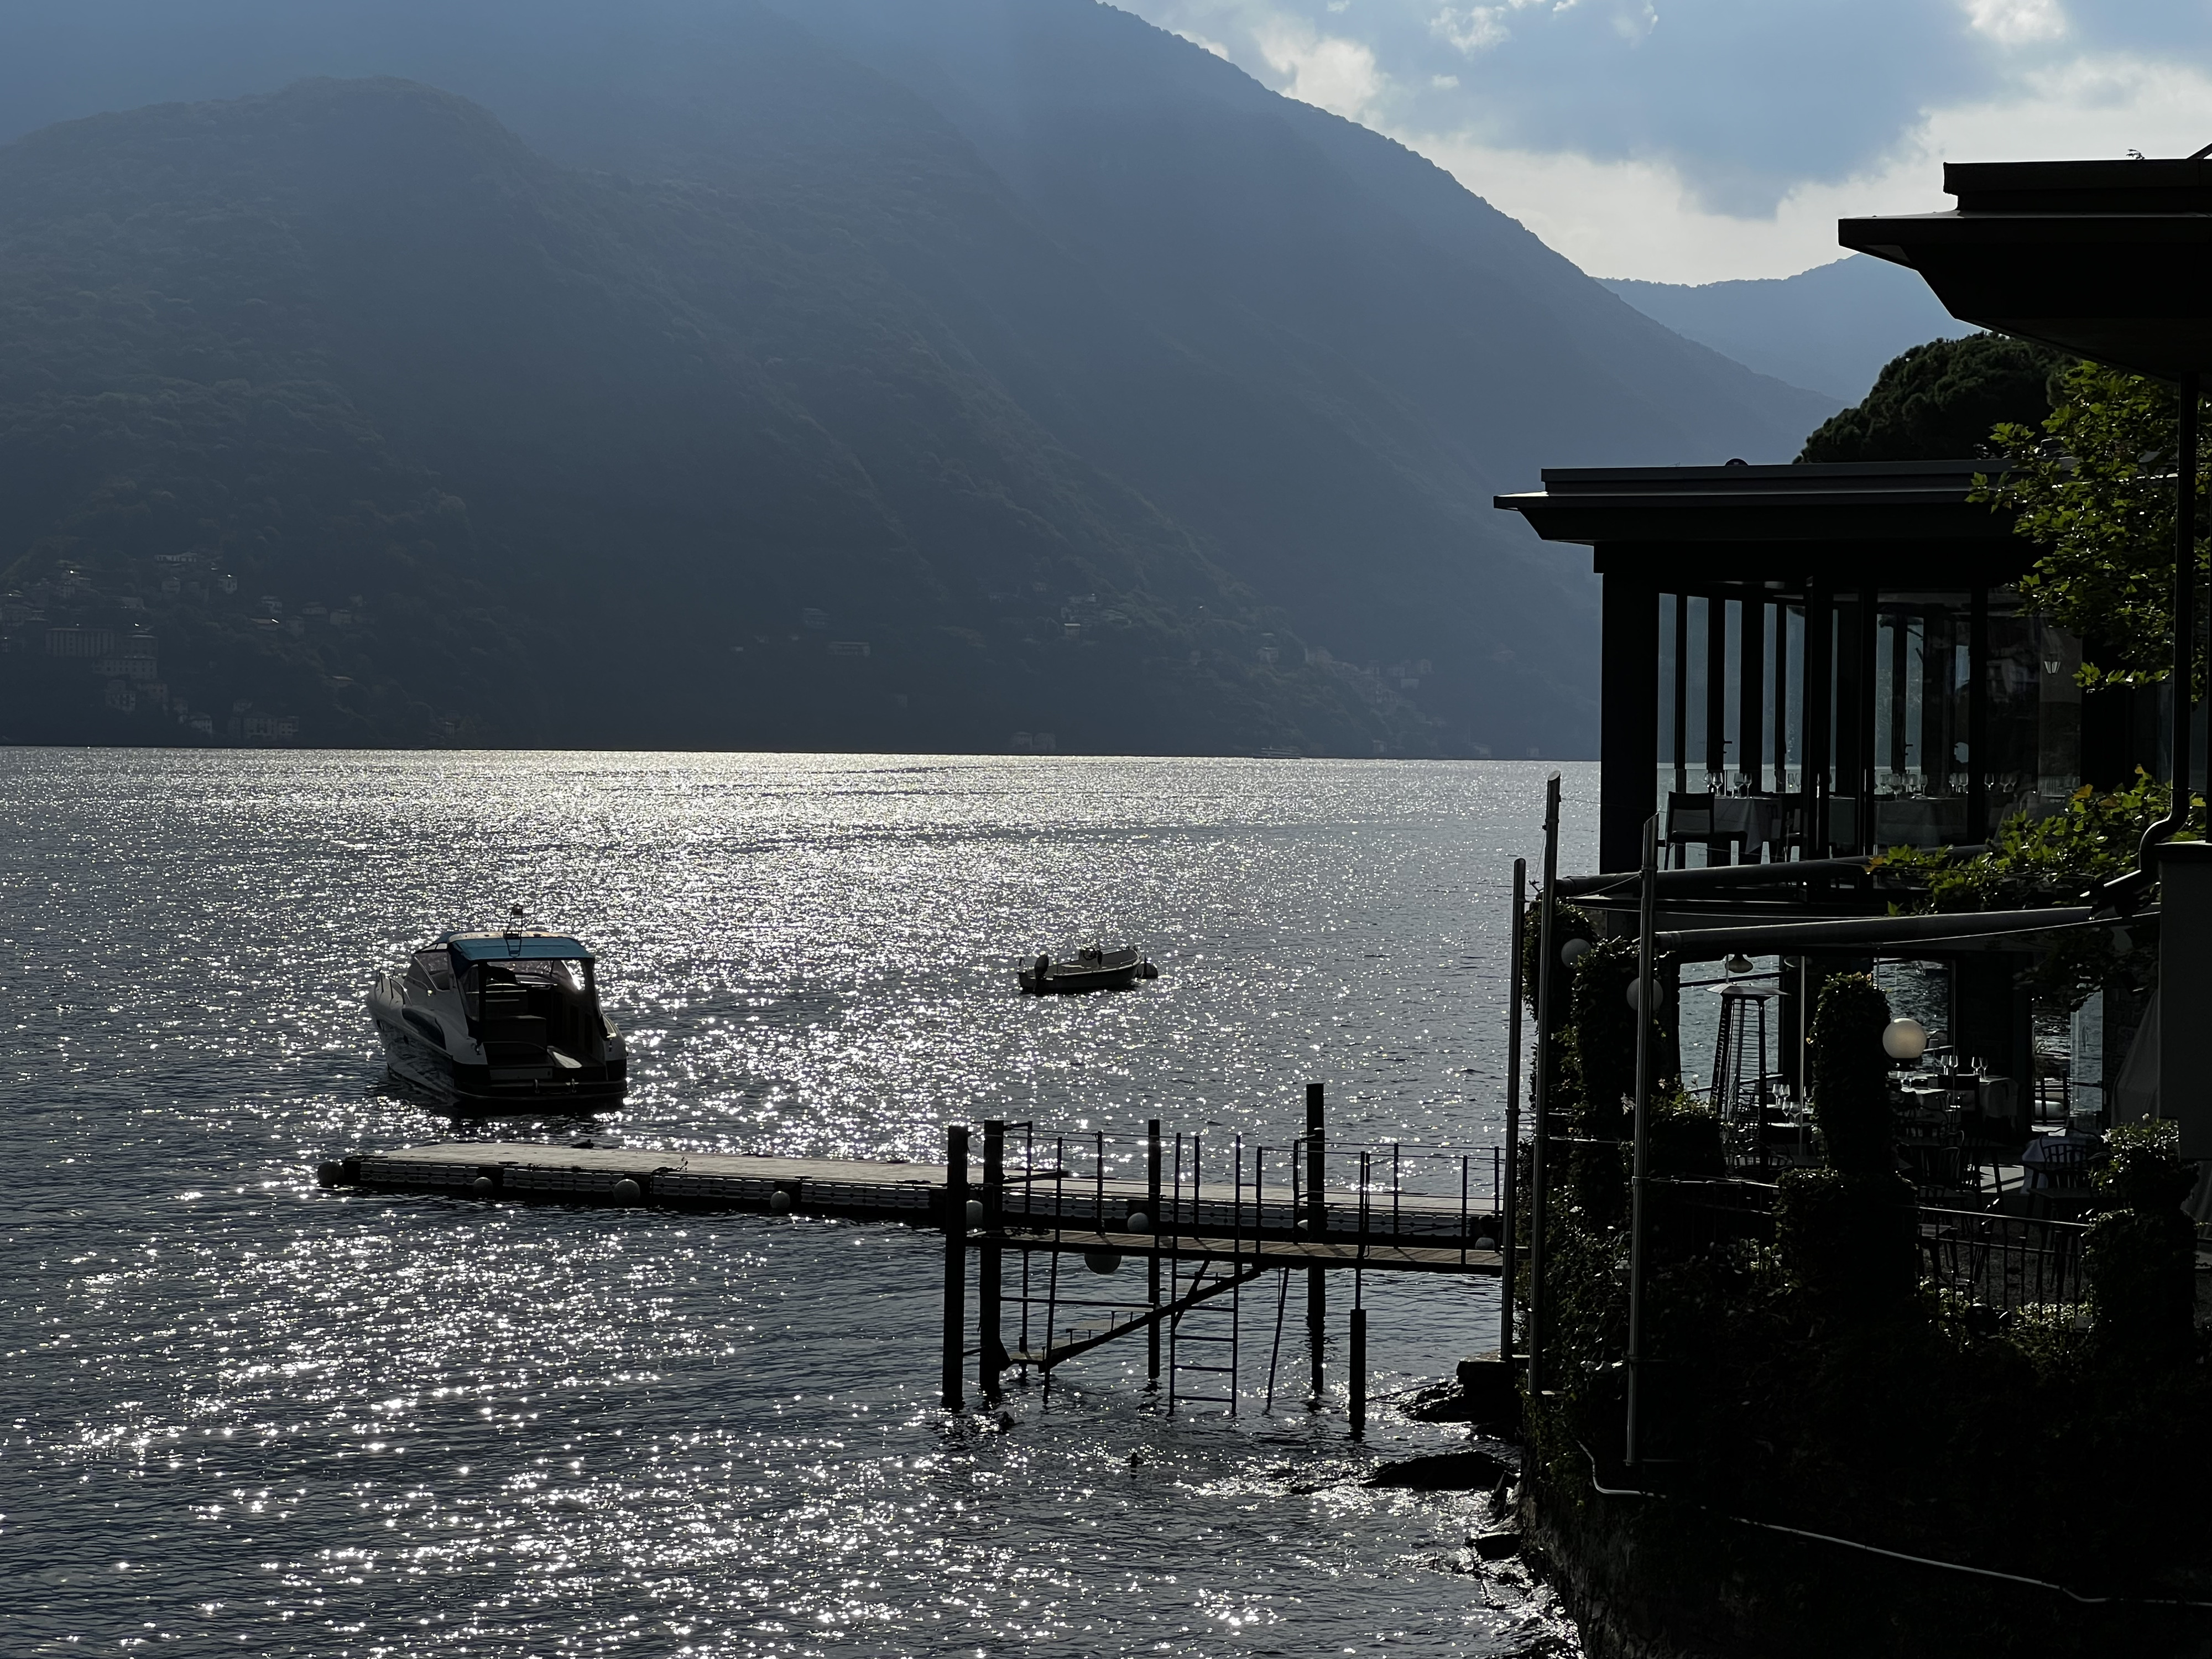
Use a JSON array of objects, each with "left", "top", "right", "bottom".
[{"left": 1121, "top": 0, "right": 2212, "bottom": 284}]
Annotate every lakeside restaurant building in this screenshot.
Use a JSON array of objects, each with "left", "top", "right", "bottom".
[
  {"left": 1495, "top": 155, "right": 2212, "bottom": 1155},
  {"left": 1496, "top": 457, "right": 2180, "bottom": 1126},
  {"left": 1495, "top": 458, "right": 2166, "bottom": 879}
]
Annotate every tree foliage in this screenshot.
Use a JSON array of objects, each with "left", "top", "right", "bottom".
[
  {"left": 1798, "top": 333, "right": 2070, "bottom": 464},
  {"left": 1878, "top": 773, "right": 2180, "bottom": 1007},
  {"left": 1975, "top": 362, "right": 2210, "bottom": 690}
]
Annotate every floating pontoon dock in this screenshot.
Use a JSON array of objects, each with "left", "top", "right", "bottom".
[{"left": 319, "top": 1086, "right": 1510, "bottom": 1430}]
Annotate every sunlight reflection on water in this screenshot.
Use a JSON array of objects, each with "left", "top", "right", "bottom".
[{"left": 3, "top": 751, "right": 1595, "bottom": 1656}]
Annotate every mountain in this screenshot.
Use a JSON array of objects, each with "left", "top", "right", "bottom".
[
  {"left": 0, "top": 0, "right": 1838, "bottom": 756},
  {"left": 1603, "top": 255, "right": 1975, "bottom": 403}
]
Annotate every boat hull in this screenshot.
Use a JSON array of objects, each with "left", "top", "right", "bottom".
[
  {"left": 1019, "top": 962, "right": 1143, "bottom": 994},
  {"left": 373, "top": 1011, "right": 627, "bottom": 1113}
]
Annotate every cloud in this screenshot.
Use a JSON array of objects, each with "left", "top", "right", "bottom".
[
  {"left": 1250, "top": 15, "right": 1388, "bottom": 117},
  {"left": 1432, "top": 6, "right": 1510, "bottom": 53},
  {"left": 1125, "top": 0, "right": 2212, "bottom": 276},
  {"left": 1962, "top": 0, "right": 2068, "bottom": 48},
  {"left": 1414, "top": 53, "right": 2212, "bottom": 282}
]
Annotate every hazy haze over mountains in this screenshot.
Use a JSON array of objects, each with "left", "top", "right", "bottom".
[
  {"left": 0, "top": 0, "right": 1839, "bottom": 755},
  {"left": 1603, "top": 255, "right": 1975, "bottom": 403}
]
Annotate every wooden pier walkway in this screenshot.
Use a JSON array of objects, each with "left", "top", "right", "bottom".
[
  {"left": 321, "top": 1097, "right": 1509, "bottom": 1427},
  {"left": 324, "top": 1140, "right": 1503, "bottom": 1249}
]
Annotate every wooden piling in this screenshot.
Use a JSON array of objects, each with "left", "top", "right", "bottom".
[
  {"left": 1146, "top": 1117, "right": 1162, "bottom": 1386},
  {"left": 979, "top": 1119, "right": 1005, "bottom": 1405},
  {"left": 1348, "top": 1306, "right": 1366, "bottom": 1438},
  {"left": 1306, "top": 1081, "right": 1326, "bottom": 1401},
  {"left": 941, "top": 1124, "right": 969, "bottom": 1412},
  {"left": 1504, "top": 857, "right": 1524, "bottom": 1363}
]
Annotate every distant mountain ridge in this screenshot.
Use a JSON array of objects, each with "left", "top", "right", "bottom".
[
  {"left": 1603, "top": 255, "right": 1975, "bottom": 403},
  {"left": 0, "top": 0, "right": 1838, "bottom": 755}
]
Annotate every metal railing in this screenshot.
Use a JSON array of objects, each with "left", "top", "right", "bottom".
[
  {"left": 988, "top": 1124, "right": 1504, "bottom": 1249},
  {"left": 1919, "top": 1204, "right": 2090, "bottom": 1315}
]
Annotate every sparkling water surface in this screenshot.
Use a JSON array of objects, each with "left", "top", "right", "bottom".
[{"left": 2, "top": 751, "right": 1598, "bottom": 1656}]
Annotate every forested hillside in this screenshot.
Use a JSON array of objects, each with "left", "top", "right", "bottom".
[{"left": 0, "top": 1, "right": 1834, "bottom": 754}]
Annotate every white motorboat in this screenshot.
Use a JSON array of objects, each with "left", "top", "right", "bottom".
[{"left": 368, "top": 927, "right": 627, "bottom": 1112}]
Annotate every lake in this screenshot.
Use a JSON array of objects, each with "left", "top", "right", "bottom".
[{"left": 1, "top": 750, "right": 1598, "bottom": 1656}]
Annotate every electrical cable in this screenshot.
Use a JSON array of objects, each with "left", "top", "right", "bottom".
[{"left": 1570, "top": 1439, "right": 2212, "bottom": 1611}]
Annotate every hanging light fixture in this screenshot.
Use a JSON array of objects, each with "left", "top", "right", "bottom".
[
  {"left": 1725, "top": 953, "right": 1754, "bottom": 974},
  {"left": 1881, "top": 1017, "right": 1929, "bottom": 1062}
]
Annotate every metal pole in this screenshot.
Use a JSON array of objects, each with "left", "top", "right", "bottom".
[
  {"left": 979, "top": 1120, "right": 1004, "bottom": 1405},
  {"left": 1352, "top": 1149, "right": 1370, "bottom": 1437},
  {"left": 1626, "top": 815, "right": 1658, "bottom": 1467},
  {"left": 2171, "top": 375, "right": 2201, "bottom": 840},
  {"left": 1305, "top": 1081, "right": 1326, "bottom": 1402},
  {"left": 1527, "top": 774, "right": 1561, "bottom": 1397},
  {"left": 1348, "top": 1306, "right": 1367, "bottom": 1439},
  {"left": 1504, "top": 854, "right": 1524, "bottom": 1360},
  {"left": 941, "top": 1124, "right": 969, "bottom": 1412},
  {"left": 1146, "top": 1117, "right": 1162, "bottom": 1387}
]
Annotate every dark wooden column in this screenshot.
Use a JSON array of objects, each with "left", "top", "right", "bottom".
[
  {"left": 1671, "top": 592, "right": 1689, "bottom": 868},
  {"left": 1601, "top": 576, "right": 1661, "bottom": 875},
  {"left": 1857, "top": 587, "right": 1879, "bottom": 854},
  {"left": 1968, "top": 586, "right": 1990, "bottom": 842},
  {"left": 1773, "top": 599, "right": 1791, "bottom": 794},
  {"left": 1804, "top": 587, "right": 1833, "bottom": 858},
  {"left": 1704, "top": 594, "right": 1731, "bottom": 864},
  {"left": 1833, "top": 595, "right": 1867, "bottom": 855},
  {"left": 1739, "top": 595, "right": 1765, "bottom": 797}
]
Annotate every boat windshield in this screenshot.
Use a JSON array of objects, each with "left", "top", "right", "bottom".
[
  {"left": 460, "top": 957, "right": 590, "bottom": 1019},
  {"left": 406, "top": 948, "right": 454, "bottom": 993}
]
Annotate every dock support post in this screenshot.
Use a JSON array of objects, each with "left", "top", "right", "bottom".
[
  {"left": 979, "top": 1119, "right": 1004, "bottom": 1405},
  {"left": 1146, "top": 1117, "right": 1163, "bottom": 1387},
  {"left": 1528, "top": 774, "right": 1560, "bottom": 1400},
  {"left": 1504, "top": 856, "right": 1525, "bottom": 1363},
  {"left": 1305, "top": 1082, "right": 1326, "bottom": 1402},
  {"left": 941, "top": 1124, "right": 969, "bottom": 1413},
  {"left": 1625, "top": 817, "right": 1657, "bottom": 1468},
  {"left": 1348, "top": 1306, "right": 1366, "bottom": 1439}
]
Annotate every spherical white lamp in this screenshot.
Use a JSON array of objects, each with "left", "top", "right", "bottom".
[
  {"left": 1881, "top": 1018, "right": 1928, "bottom": 1063},
  {"left": 1561, "top": 937, "right": 1593, "bottom": 968},
  {"left": 1084, "top": 1249, "right": 1123, "bottom": 1275},
  {"left": 1625, "top": 977, "right": 1652, "bottom": 1011},
  {"left": 1125, "top": 1209, "right": 1152, "bottom": 1234}
]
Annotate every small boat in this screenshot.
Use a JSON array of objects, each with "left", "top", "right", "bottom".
[
  {"left": 368, "top": 926, "right": 627, "bottom": 1112},
  {"left": 1019, "top": 943, "right": 1160, "bottom": 994}
]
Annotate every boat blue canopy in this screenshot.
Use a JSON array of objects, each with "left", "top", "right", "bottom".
[{"left": 441, "top": 932, "right": 596, "bottom": 963}]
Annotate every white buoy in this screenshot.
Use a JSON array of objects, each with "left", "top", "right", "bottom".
[
  {"left": 965, "top": 1198, "right": 987, "bottom": 1228},
  {"left": 769, "top": 1190, "right": 794, "bottom": 1214},
  {"left": 316, "top": 1161, "right": 343, "bottom": 1188},
  {"left": 1084, "top": 1248, "right": 1122, "bottom": 1275},
  {"left": 1125, "top": 1209, "right": 1151, "bottom": 1233},
  {"left": 612, "top": 1177, "right": 642, "bottom": 1206},
  {"left": 472, "top": 1175, "right": 494, "bottom": 1196},
  {"left": 1474, "top": 1233, "right": 1499, "bottom": 1252}
]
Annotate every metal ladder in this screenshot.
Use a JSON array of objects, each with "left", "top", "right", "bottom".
[{"left": 1166, "top": 1252, "right": 1241, "bottom": 1415}]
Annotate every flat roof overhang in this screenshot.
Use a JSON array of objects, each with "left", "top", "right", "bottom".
[
  {"left": 1839, "top": 158, "right": 2212, "bottom": 379},
  {"left": 1495, "top": 460, "right": 2025, "bottom": 591}
]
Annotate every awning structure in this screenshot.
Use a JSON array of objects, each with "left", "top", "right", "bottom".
[
  {"left": 1655, "top": 905, "right": 2145, "bottom": 963},
  {"left": 1840, "top": 158, "right": 2212, "bottom": 380}
]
